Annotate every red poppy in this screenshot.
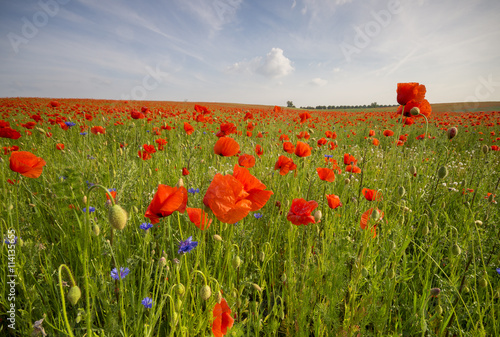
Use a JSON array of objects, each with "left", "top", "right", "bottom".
[
  {"left": 295, "top": 141, "right": 311, "bottom": 157},
  {"left": 184, "top": 122, "right": 195, "bottom": 135},
  {"left": 131, "top": 110, "right": 145, "bottom": 119},
  {"left": 186, "top": 208, "right": 212, "bottom": 230},
  {"left": 9, "top": 151, "right": 46, "bottom": 178},
  {"left": 368, "top": 130, "right": 375, "bottom": 137},
  {"left": 362, "top": 188, "right": 382, "bottom": 201},
  {"left": 137, "top": 150, "right": 152, "bottom": 161},
  {"left": 195, "top": 104, "right": 210, "bottom": 114},
  {"left": 56, "top": 143, "right": 65, "bottom": 150},
  {"left": 144, "top": 185, "right": 187, "bottom": 224},
  {"left": 343, "top": 153, "right": 357, "bottom": 165},
  {"left": 203, "top": 165, "right": 272, "bottom": 224},
  {"left": 372, "top": 138, "right": 380, "bottom": 146},
  {"left": 299, "top": 112, "right": 311, "bottom": 124},
  {"left": 212, "top": 298, "right": 234, "bottom": 337},
  {"left": 397, "top": 83, "right": 426, "bottom": 105},
  {"left": 182, "top": 167, "right": 190, "bottom": 176},
  {"left": 326, "top": 194, "right": 342, "bottom": 209},
  {"left": 346, "top": 165, "right": 361, "bottom": 174},
  {"left": 255, "top": 144, "right": 263, "bottom": 158},
  {"left": 274, "top": 155, "right": 293, "bottom": 176},
  {"left": 216, "top": 123, "right": 237, "bottom": 137},
  {"left": 143, "top": 144, "right": 156, "bottom": 154},
  {"left": 383, "top": 130, "right": 394, "bottom": 137},
  {"left": 155, "top": 138, "right": 167, "bottom": 150},
  {"left": 214, "top": 137, "right": 240, "bottom": 157},
  {"left": 287, "top": 198, "right": 318, "bottom": 225},
  {"left": 106, "top": 190, "right": 117, "bottom": 201},
  {"left": 317, "top": 138, "right": 327, "bottom": 147},
  {"left": 316, "top": 168, "right": 335, "bottom": 182},
  {"left": 283, "top": 142, "right": 295, "bottom": 154},
  {"left": 491, "top": 145, "right": 499, "bottom": 151},
  {"left": 91, "top": 126, "right": 106, "bottom": 135},
  {"left": 399, "top": 99, "right": 432, "bottom": 118},
  {"left": 0, "top": 127, "right": 22, "bottom": 139},
  {"left": 360, "top": 208, "right": 384, "bottom": 238},
  {"left": 273, "top": 106, "right": 282, "bottom": 113},
  {"left": 238, "top": 154, "right": 256, "bottom": 168}
]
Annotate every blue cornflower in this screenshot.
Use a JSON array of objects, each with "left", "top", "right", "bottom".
[
  {"left": 111, "top": 267, "right": 130, "bottom": 280},
  {"left": 140, "top": 223, "right": 153, "bottom": 231},
  {"left": 188, "top": 188, "right": 200, "bottom": 194},
  {"left": 86, "top": 181, "right": 95, "bottom": 188},
  {"left": 87, "top": 155, "right": 95, "bottom": 160},
  {"left": 142, "top": 297, "right": 153, "bottom": 309},
  {"left": 83, "top": 207, "right": 95, "bottom": 213},
  {"left": 254, "top": 213, "right": 263, "bottom": 219},
  {"left": 80, "top": 132, "right": 87, "bottom": 136},
  {"left": 324, "top": 154, "right": 333, "bottom": 158},
  {"left": 497, "top": 268, "right": 500, "bottom": 275},
  {"left": 65, "top": 121, "right": 76, "bottom": 127},
  {"left": 4, "top": 236, "right": 18, "bottom": 245},
  {"left": 178, "top": 236, "right": 198, "bottom": 254}
]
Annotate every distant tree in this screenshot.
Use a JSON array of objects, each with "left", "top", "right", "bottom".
[
  {"left": 370, "top": 102, "right": 378, "bottom": 108},
  {"left": 287, "top": 101, "right": 295, "bottom": 108}
]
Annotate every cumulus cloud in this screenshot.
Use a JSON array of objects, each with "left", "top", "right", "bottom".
[
  {"left": 228, "top": 48, "right": 294, "bottom": 78},
  {"left": 309, "top": 78, "right": 328, "bottom": 86}
]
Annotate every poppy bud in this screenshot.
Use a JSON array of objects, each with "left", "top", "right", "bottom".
[
  {"left": 259, "top": 251, "right": 265, "bottom": 262},
  {"left": 175, "top": 283, "right": 185, "bottom": 296},
  {"left": 232, "top": 256, "right": 242, "bottom": 269},
  {"left": 200, "top": 285, "right": 211, "bottom": 301},
  {"left": 430, "top": 287, "right": 441, "bottom": 297},
  {"left": 422, "top": 225, "right": 429, "bottom": 236},
  {"left": 67, "top": 286, "right": 81, "bottom": 306},
  {"left": 93, "top": 225, "right": 100, "bottom": 236},
  {"left": 409, "top": 165, "right": 417, "bottom": 176},
  {"left": 132, "top": 206, "right": 139, "bottom": 214},
  {"left": 447, "top": 127, "right": 458, "bottom": 140},
  {"left": 345, "top": 178, "right": 350, "bottom": 185},
  {"left": 463, "top": 285, "right": 470, "bottom": 293},
  {"left": 437, "top": 166, "right": 448, "bottom": 179},
  {"left": 479, "top": 277, "right": 488, "bottom": 288},
  {"left": 213, "top": 234, "right": 223, "bottom": 242},
  {"left": 410, "top": 107, "right": 420, "bottom": 116},
  {"left": 387, "top": 267, "right": 396, "bottom": 279},
  {"left": 108, "top": 204, "right": 128, "bottom": 230},
  {"left": 398, "top": 186, "right": 406, "bottom": 197},
  {"left": 252, "top": 283, "right": 262, "bottom": 292},
  {"left": 159, "top": 256, "right": 167, "bottom": 267},
  {"left": 371, "top": 209, "right": 381, "bottom": 221},
  {"left": 436, "top": 305, "right": 443, "bottom": 315},
  {"left": 475, "top": 220, "right": 483, "bottom": 226},
  {"left": 482, "top": 144, "right": 489, "bottom": 154},
  {"left": 451, "top": 243, "right": 461, "bottom": 256},
  {"left": 176, "top": 178, "right": 184, "bottom": 188},
  {"left": 83, "top": 196, "right": 87, "bottom": 204},
  {"left": 313, "top": 210, "right": 322, "bottom": 222},
  {"left": 361, "top": 267, "right": 369, "bottom": 278},
  {"left": 175, "top": 298, "right": 182, "bottom": 311}
]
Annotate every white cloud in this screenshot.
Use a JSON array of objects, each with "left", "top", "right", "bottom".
[
  {"left": 228, "top": 48, "right": 294, "bottom": 78},
  {"left": 309, "top": 78, "right": 328, "bottom": 86}
]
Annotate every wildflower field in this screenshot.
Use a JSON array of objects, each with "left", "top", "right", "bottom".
[{"left": 1, "top": 86, "right": 499, "bottom": 336}]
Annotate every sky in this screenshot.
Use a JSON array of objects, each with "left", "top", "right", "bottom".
[{"left": 1, "top": 0, "right": 500, "bottom": 107}]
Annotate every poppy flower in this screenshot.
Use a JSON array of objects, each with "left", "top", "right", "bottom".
[
  {"left": 283, "top": 142, "right": 295, "bottom": 154},
  {"left": 216, "top": 123, "right": 237, "bottom": 137},
  {"left": 144, "top": 185, "right": 188, "bottom": 224},
  {"left": 397, "top": 83, "right": 426, "bottom": 105},
  {"left": 138, "top": 150, "right": 152, "bottom": 160},
  {"left": 326, "top": 194, "right": 342, "bottom": 209},
  {"left": 214, "top": 137, "right": 240, "bottom": 157},
  {"left": 372, "top": 138, "right": 380, "bottom": 146},
  {"left": 184, "top": 122, "right": 195, "bottom": 135},
  {"left": 91, "top": 126, "right": 106, "bottom": 135},
  {"left": 295, "top": 141, "right": 311, "bottom": 157},
  {"left": 360, "top": 208, "right": 384, "bottom": 238},
  {"left": 131, "top": 110, "right": 145, "bottom": 119},
  {"left": 362, "top": 188, "right": 382, "bottom": 201},
  {"left": 368, "top": 130, "right": 375, "bottom": 137},
  {"left": 9, "top": 151, "right": 46, "bottom": 178},
  {"left": 143, "top": 144, "right": 156, "bottom": 154},
  {"left": 383, "top": 130, "right": 394, "bottom": 137},
  {"left": 399, "top": 99, "right": 432, "bottom": 118},
  {"left": 238, "top": 154, "right": 256, "bottom": 168},
  {"left": 0, "top": 127, "right": 22, "bottom": 139},
  {"left": 186, "top": 208, "right": 212, "bottom": 230},
  {"left": 316, "top": 168, "right": 335, "bottom": 182},
  {"left": 155, "top": 138, "right": 167, "bottom": 150},
  {"left": 56, "top": 143, "right": 65, "bottom": 150},
  {"left": 255, "top": 144, "right": 263, "bottom": 158},
  {"left": 182, "top": 167, "right": 190, "bottom": 176},
  {"left": 299, "top": 112, "right": 311, "bottom": 124},
  {"left": 203, "top": 165, "right": 272, "bottom": 224},
  {"left": 346, "top": 165, "right": 361, "bottom": 174},
  {"left": 273, "top": 106, "right": 282, "bottom": 113},
  {"left": 212, "top": 298, "right": 234, "bottom": 337},
  {"left": 343, "top": 153, "right": 357, "bottom": 165},
  {"left": 106, "top": 189, "right": 117, "bottom": 201},
  {"left": 287, "top": 198, "right": 318, "bottom": 225},
  {"left": 317, "top": 138, "right": 327, "bottom": 147},
  {"left": 274, "top": 155, "right": 293, "bottom": 176}
]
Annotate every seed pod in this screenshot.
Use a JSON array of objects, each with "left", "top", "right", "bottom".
[
  {"left": 387, "top": 267, "right": 396, "bottom": 279},
  {"left": 93, "top": 225, "right": 100, "bottom": 236},
  {"left": 479, "top": 277, "right": 488, "bottom": 288},
  {"left": 176, "top": 283, "right": 185, "bottom": 296},
  {"left": 216, "top": 290, "right": 222, "bottom": 304},
  {"left": 232, "top": 256, "right": 242, "bottom": 269},
  {"left": 482, "top": 144, "right": 489, "bottom": 154},
  {"left": 398, "top": 186, "right": 406, "bottom": 197},
  {"left": 175, "top": 298, "right": 182, "bottom": 311},
  {"left": 451, "top": 243, "right": 461, "bottom": 256},
  {"left": 436, "top": 305, "right": 443, "bottom": 315},
  {"left": 67, "top": 286, "right": 81, "bottom": 306},
  {"left": 437, "top": 166, "right": 448, "bottom": 179},
  {"left": 422, "top": 225, "right": 429, "bottom": 236},
  {"left": 213, "top": 234, "right": 223, "bottom": 242},
  {"left": 259, "top": 251, "right": 265, "bottom": 262},
  {"left": 313, "top": 210, "right": 322, "bottom": 222},
  {"left": 361, "top": 267, "right": 369, "bottom": 278},
  {"left": 409, "top": 165, "right": 417, "bottom": 176},
  {"left": 200, "top": 285, "right": 211, "bottom": 301},
  {"left": 108, "top": 204, "right": 128, "bottom": 230}
]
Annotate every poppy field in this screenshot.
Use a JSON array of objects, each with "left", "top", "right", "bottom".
[{"left": 1, "top": 86, "right": 500, "bottom": 336}]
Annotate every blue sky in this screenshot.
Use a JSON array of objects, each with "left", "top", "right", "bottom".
[{"left": 1, "top": 0, "right": 499, "bottom": 107}]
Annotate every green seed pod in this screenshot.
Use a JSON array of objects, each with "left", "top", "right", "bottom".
[
  {"left": 451, "top": 243, "right": 461, "bottom": 256},
  {"left": 176, "top": 283, "right": 185, "bottom": 297},
  {"left": 108, "top": 204, "right": 128, "bottom": 230},
  {"left": 232, "top": 256, "right": 242, "bottom": 269},
  {"left": 93, "top": 225, "right": 100, "bottom": 236},
  {"left": 175, "top": 298, "right": 182, "bottom": 311},
  {"left": 437, "top": 166, "right": 448, "bottom": 179},
  {"left": 410, "top": 107, "right": 420, "bottom": 116},
  {"left": 259, "top": 251, "right": 265, "bottom": 262},
  {"left": 313, "top": 210, "right": 322, "bottom": 222},
  {"left": 67, "top": 286, "right": 81, "bottom": 306},
  {"left": 422, "top": 225, "right": 430, "bottom": 236},
  {"left": 479, "top": 277, "right": 488, "bottom": 288},
  {"left": 200, "top": 285, "right": 211, "bottom": 301},
  {"left": 361, "top": 267, "right": 369, "bottom": 278},
  {"left": 409, "top": 165, "right": 417, "bottom": 176},
  {"left": 387, "top": 267, "right": 396, "bottom": 279},
  {"left": 435, "top": 305, "right": 443, "bottom": 315},
  {"left": 398, "top": 186, "right": 406, "bottom": 197},
  {"left": 463, "top": 285, "right": 470, "bottom": 293}
]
